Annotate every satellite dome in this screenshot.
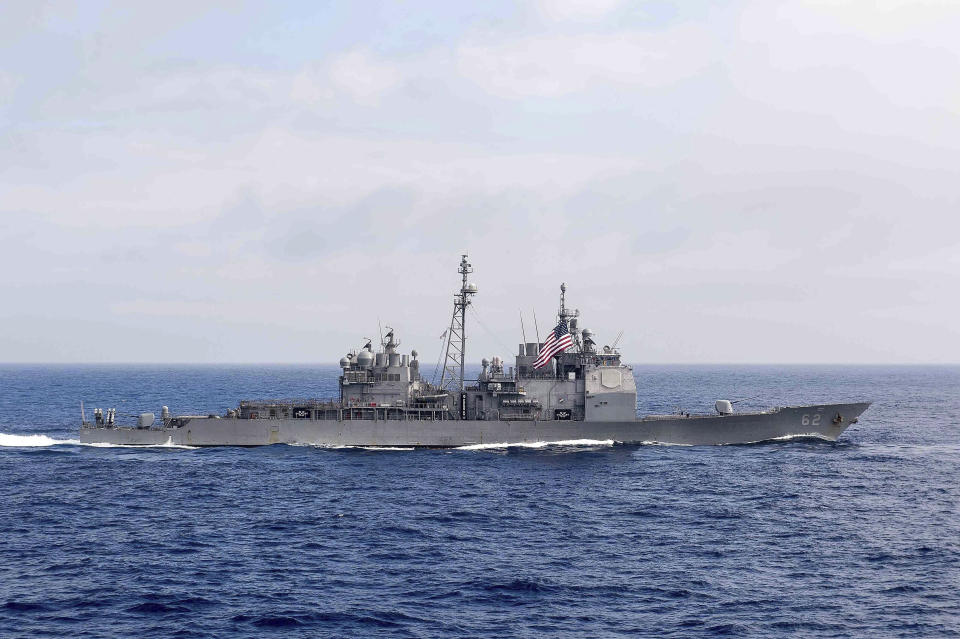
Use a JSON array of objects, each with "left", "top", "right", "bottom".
[
  {"left": 339, "top": 356, "right": 350, "bottom": 368},
  {"left": 357, "top": 350, "right": 374, "bottom": 366}
]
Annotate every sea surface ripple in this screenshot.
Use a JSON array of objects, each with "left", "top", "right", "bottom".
[{"left": 0, "top": 364, "right": 957, "bottom": 638}]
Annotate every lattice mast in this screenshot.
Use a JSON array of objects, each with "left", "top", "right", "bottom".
[
  {"left": 559, "top": 282, "right": 581, "bottom": 350},
  {"left": 439, "top": 255, "right": 476, "bottom": 396}
]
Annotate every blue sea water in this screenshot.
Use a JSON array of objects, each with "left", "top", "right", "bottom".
[{"left": 0, "top": 364, "right": 957, "bottom": 638}]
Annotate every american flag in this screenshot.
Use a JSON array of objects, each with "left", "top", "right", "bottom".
[{"left": 533, "top": 319, "right": 574, "bottom": 369}]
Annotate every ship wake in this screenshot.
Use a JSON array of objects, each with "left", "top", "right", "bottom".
[
  {"left": 0, "top": 433, "right": 81, "bottom": 447},
  {"left": 0, "top": 432, "right": 196, "bottom": 449}
]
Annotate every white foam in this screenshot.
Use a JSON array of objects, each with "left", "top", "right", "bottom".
[
  {"left": 160, "top": 436, "right": 198, "bottom": 449},
  {"left": 84, "top": 439, "right": 198, "bottom": 449},
  {"left": 290, "top": 443, "right": 379, "bottom": 449},
  {"left": 768, "top": 432, "right": 833, "bottom": 442},
  {"left": 0, "top": 433, "right": 80, "bottom": 447},
  {"left": 0, "top": 432, "right": 197, "bottom": 449},
  {"left": 297, "top": 445, "right": 415, "bottom": 450},
  {"left": 457, "top": 439, "right": 615, "bottom": 450},
  {"left": 735, "top": 432, "right": 833, "bottom": 445},
  {"left": 639, "top": 440, "right": 693, "bottom": 447}
]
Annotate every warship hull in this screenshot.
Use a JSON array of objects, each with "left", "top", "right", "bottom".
[{"left": 79, "top": 402, "right": 870, "bottom": 447}]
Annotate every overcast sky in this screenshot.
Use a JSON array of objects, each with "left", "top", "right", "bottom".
[{"left": 1, "top": 0, "right": 958, "bottom": 364}]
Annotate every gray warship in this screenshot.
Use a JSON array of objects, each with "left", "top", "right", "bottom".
[{"left": 80, "top": 255, "right": 870, "bottom": 447}]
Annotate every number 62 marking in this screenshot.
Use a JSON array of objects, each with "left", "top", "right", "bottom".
[{"left": 801, "top": 414, "right": 821, "bottom": 427}]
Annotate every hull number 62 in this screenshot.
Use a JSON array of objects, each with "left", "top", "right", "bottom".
[{"left": 801, "top": 413, "right": 821, "bottom": 427}]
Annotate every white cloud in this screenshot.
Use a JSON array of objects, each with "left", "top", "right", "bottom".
[
  {"left": 292, "top": 49, "right": 404, "bottom": 105},
  {"left": 774, "top": 0, "right": 960, "bottom": 38},
  {"left": 533, "top": 0, "right": 625, "bottom": 22},
  {"left": 735, "top": 1, "right": 960, "bottom": 118},
  {"left": 0, "top": 71, "right": 20, "bottom": 108},
  {"left": 457, "top": 26, "right": 715, "bottom": 98}
]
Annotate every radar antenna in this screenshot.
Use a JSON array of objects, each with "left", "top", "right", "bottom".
[{"left": 439, "top": 255, "right": 476, "bottom": 402}]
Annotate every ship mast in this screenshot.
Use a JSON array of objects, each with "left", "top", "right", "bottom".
[
  {"left": 559, "top": 282, "right": 580, "bottom": 349},
  {"left": 439, "top": 255, "right": 476, "bottom": 399}
]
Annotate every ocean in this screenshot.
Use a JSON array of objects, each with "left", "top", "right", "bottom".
[{"left": 0, "top": 364, "right": 957, "bottom": 638}]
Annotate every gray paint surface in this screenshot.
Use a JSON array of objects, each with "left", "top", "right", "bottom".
[{"left": 80, "top": 402, "right": 870, "bottom": 447}]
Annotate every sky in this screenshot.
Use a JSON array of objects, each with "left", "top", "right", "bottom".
[{"left": 1, "top": 0, "right": 958, "bottom": 364}]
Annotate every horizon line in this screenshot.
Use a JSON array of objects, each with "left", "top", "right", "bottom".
[{"left": 1, "top": 361, "right": 957, "bottom": 367}]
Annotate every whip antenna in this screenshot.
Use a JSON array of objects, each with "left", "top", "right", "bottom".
[{"left": 611, "top": 330, "right": 624, "bottom": 350}]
